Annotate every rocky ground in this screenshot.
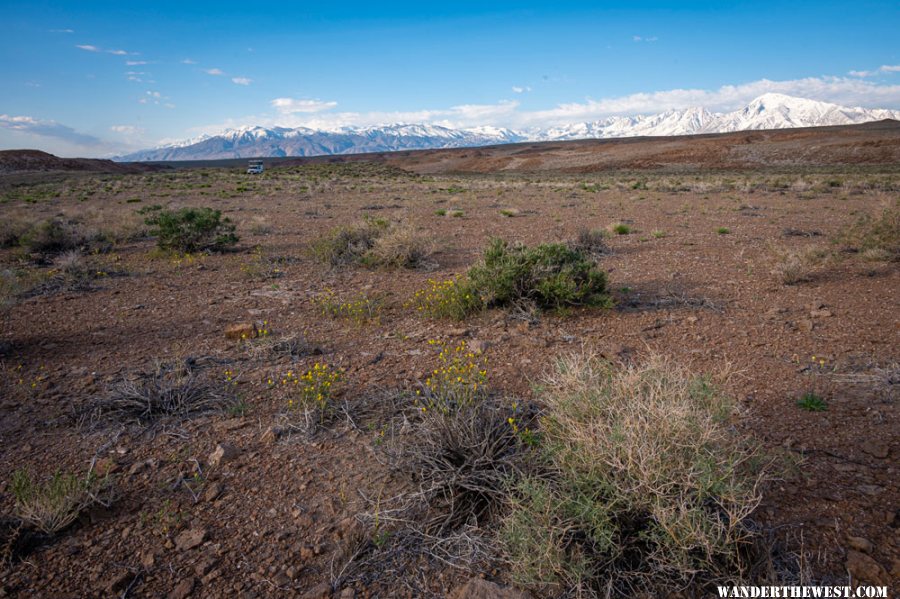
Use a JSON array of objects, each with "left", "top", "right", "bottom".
[{"left": 0, "top": 157, "right": 897, "bottom": 597}]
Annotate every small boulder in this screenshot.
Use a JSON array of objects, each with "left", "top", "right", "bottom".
[
  {"left": 105, "top": 571, "right": 136, "bottom": 594},
  {"left": 861, "top": 440, "right": 889, "bottom": 459},
  {"left": 847, "top": 536, "right": 873, "bottom": 554},
  {"left": 202, "top": 482, "right": 223, "bottom": 502},
  {"left": 468, "top": 339, "right": 490, "bottom": 354},
  {"left": 846, "top": 550, "right": 889, "bottom": 585},
  {"left": 175, "top": 528, "right": 207, "bottom": 552},
  {"left": 225, "top": 323, "right": 257, "bottom": 340},
  {"left": 168, "top": 577, "right": 197, "bottom": 599},
  {"left": 300, "top": 582, "right": 332, "bottom": 599},
  {"left": 261, "top": 426, "right": 285, "bottom": 444},
  {"left": 208, "top": 443, "right": 240, "bottom": 468}
]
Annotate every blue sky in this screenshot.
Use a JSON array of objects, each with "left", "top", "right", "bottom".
[{"left": 1, "top": 1, "right": 899, "bottom": 156}]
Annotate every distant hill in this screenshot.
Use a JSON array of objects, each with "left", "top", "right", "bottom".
[
  {"left": 0, "top": 149, "right": 163, "bottom": 175},
  {"left": 275, "top": 119, "right": 900, "bottom": 174},
  {"left": 120, "top": 94, "right": 900, "bottom": 162}
]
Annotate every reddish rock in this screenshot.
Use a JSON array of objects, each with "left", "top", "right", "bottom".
[
  {"left": 175, "top": 528, "right": 207, "bottom": 552},
  {"left": 224, "top": 323, "right": 257, "bottom": 340},
  {"left": 168, "top": 577, "right": 197, "bottom": 599},
  {"left": 846, "top": 550, "right": 889, "bottom": 585},
  {"left": 208, "top": 443, "right": 240, "bottom": 468}
]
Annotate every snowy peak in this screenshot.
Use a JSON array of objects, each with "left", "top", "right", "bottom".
[
  {"left": 120, "top": 94, "right": 900, "bottom": 161},
  {"left": 537, "top": 94, "right": 900, "bottom": 140}
]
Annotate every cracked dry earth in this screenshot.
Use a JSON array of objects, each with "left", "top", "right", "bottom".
[{"left": 0, "top": 162, "right": 897, "bottom": 597}]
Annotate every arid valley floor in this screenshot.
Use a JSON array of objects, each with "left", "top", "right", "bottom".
[{"left": 0, "top": 124, "right": 898, "bottom": 597}]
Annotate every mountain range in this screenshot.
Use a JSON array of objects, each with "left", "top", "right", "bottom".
[{"left": 119, "top": 94, "right": 900, "bottom": 161}]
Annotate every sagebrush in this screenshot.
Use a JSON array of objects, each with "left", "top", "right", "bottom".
[
  {"left": 142, "top": 206, "right": 238, "bottom": 252},
  {"left": 502, "top": 353, "right": 769, "bottom": 596}
]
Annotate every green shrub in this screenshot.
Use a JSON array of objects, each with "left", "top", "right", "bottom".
[
  {"left": 142, "top": 206, "right": 238, "bottom": 252},
  {"left": 467, "top": 239, "right": 610, "bottom": 311},
  {"left": 717, "top": 227, "right": 731, "bottom": 235},
  {"left": 797, "top": 392, "right": 827, "bottom": 412},
  {"left": 610, "top": 223, "right": 631, "bottom": 235}
]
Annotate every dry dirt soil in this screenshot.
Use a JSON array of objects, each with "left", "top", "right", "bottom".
[{"left": 0, "top": 129, "right": 898, "bottom": 598}]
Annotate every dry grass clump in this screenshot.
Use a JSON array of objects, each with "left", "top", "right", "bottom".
[
  {"left": 18, "top": 218, "right": 86, "bottom": 260},
  {"left": 9, "top": 468, "right": 114, "bottom": 534},
  {"left": 366, "top": 225, "right": 434, "bottom": 269},
  {"left": 837, "top": 202, "right": 899, "bottom": 261},
  {"left": 311, "top": 218, "right": 433, "bottom": 269},
  {"left": 770, "top": 245, "right": 830, "bottom": 285},
  {"left": 367, "top": 341, "right": 534, "bottom": 537},
  {"left": 245, "top": 333, "right": 319, "bottom": 361},
  {"left": 502, "top": 353, "right": 767, "bottom": 597},
  {"left": 248, "top": 215, "right": 274, "bottom": 235},
  {"left": 401, "top": 399, "right": 529, "bottom": 534},
  {"left": 571, "top": 228, "right": 610, "bottom": 257},
  {"left": 95, "top": 359, "right": 239, "bottom": 425},
  {"left": 310, "top": 217, "right": 388, "bottom": 267},
  {"left": 0, "top": 217, "right": 32, "bottom": 249},
  {"left": 0, "top": 269, "right": 22, "bottom": 317}
]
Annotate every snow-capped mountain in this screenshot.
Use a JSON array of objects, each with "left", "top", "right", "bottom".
[
  {"left": 120, "top": 123, "right": 522, "bottom": 161},
  {"left": 528, "top": 94, "right": 900, "bottom": 140},
  {"left": 119, "top": 94, "right": 899, "bottom": 161}
]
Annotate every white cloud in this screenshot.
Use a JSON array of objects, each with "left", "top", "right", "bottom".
[
  {"left": 49, "top": 28, "right": 74, "bottom": 33},
  {"left": 185, "top": 74, "right": 900, "bottom": 137},
  {"left": 76, "top": 44, "right": 100, "bottom": 52},
  {"left": 0, "top": 114, "right": 104, "bottom": 146},
  {"left": 181, "top": 58, "right": 197, "bottom": 64},
  {"left": 232, "top": 77, "right": 252, "bottom": 85},
  {"left": 512, "top": 86, "right": 532, "bottom": 94},
  {"left": 515, "top": 76, "right": 900, "bottom": 127},
  {"left": 139, "top": 91, "right": 170, "bottom": 106},
  {"left": 633, "top": 35, "right": 658, "bottom": 42},
  {"left": 107, "top": 49, "right": 128, "bottom": 55},
  {"left": 110, "top": 125, "right": 143, "bottom": 135},
  {"left": 205, "top": 68, "right": 225, "bottom": 76},
  {"left": 271, "top": 98, "right": 338, "bottom": 114},
  {"left": 126, "top": 60, "right": 149, "bottom": 66},
  {"left": 850, "top": 65, "right": 900, "bottom": 77}
]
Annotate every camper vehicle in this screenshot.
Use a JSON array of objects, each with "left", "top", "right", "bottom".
[{"left": 246, "top": 159, "right": 264, "bottom": 174}]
